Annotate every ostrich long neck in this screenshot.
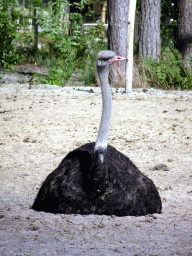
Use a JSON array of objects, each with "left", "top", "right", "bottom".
[{"left": 94, "top": 66, "right": 112, "bottom": 153}]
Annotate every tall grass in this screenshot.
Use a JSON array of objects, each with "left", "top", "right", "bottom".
[{"left": 136, "top": 47, "right": 192, "bottom": 90}]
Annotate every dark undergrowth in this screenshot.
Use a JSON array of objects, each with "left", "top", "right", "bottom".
[{"left": 1, "top": 0, "right": 192, "bottom": 90}]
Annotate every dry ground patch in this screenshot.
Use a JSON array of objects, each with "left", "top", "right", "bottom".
[{"left": 0, "top": 82, "right": 192, "bottom": 255}]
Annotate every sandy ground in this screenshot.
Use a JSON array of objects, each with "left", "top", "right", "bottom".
[{"left": 0, "top": 74, "right": 192, "bottom": 255}]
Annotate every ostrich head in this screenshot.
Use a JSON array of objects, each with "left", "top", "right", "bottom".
[{"left": 97, "top": 50, "right": 126, "bottom": 70}]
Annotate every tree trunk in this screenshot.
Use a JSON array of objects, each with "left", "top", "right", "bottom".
[
  {"left": 138, "top": 0, "right": 161, "bottom": 59},
  {"left": 107, "top": 0, "right": 129, "bottom": 86},
  {"left": 177, "top": 0, "right": 192, "bottom": 66}
]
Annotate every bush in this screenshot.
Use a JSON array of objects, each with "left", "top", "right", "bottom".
[
  {"left": 29, "top": 0, "right": 88, "bottom": 85},
  {"left": 6, "top": 0, "right": 106, "bottom": 86},
  {"left": 29, "top": 1, "right": 107, "bottom": 86},
  {"left": 137, "top": 47, "right": 192, "bottom": 90},
  {"left": 0, "top": 0, "right": 21, "bottom": 67}
]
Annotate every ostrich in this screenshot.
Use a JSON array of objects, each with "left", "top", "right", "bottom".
[{"left": 32, "top": 50, "right": 162, "bottom": 216}]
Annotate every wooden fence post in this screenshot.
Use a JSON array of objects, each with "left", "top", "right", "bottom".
[
  {"left": 101, "top": 1, "right": 107, "bottom": 23},
  {"left": 125, "top": 0, "right": 137, "bottom": 93}
]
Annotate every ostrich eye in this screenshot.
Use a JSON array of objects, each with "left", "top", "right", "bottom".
[
  {"left": 100, "top": 58, "right": 108, "bottom": 62},
  {"left": 97, "top": 59, "right": 108, "bottom": 67}
]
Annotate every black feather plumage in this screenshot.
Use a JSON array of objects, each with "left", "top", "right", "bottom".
[{"left": 32, "top": 143, "right": 162, "bottom": 216}]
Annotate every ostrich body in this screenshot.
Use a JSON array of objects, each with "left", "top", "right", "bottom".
[{"left": 32, "top": 51, "right": 162, "bottom": 216}]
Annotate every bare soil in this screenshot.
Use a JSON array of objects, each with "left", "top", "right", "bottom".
[{"left": 0, "top": 73, "right": 192, "bottom": 255}]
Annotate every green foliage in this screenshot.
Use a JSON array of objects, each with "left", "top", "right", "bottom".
[
  {"left": 77, "top": 22, "right": 107, "bottom": 85},
  {"left": 11, "top": 0, "right": 107, "bottom": 86},
  {"left": 73, "top": 0, "right": 87, "bottom": 11},
  {"left": 161, "top": 0, "right": 178, "bottom": 48},
  {"left": 29, "top": 0, "right": 88, "bottom": 85},
  {"left": 138, "top": 47, "right": 192, "bottom": 90},
  {"left": 11, "top": 0, "right": 191, "bottom": 91},
  {"left": 32, "top": 0, "right": 42, "bottom": 8},
  {"left": 15, "top": 31, "right": 37, "bottom": 62},
  {"left": 31, "top": 0, "right": 107, "bottom": 86},
  {"left": 0, "top": 0, "right": 21, "bottom": 67}
]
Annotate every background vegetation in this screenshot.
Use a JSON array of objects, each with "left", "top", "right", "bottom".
[{"left": 0, "top": 0, "right": 192, "bottom": 90}]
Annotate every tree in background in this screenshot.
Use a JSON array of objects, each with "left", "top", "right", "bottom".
[
  {"left": 107, "top": 0, "right": 129, "bottom": 85},
  {"left": 177, "top": 0, "right": 192, "bottom": 66},
  {"left": 138, "top": 0, "right": 161, "bottom": 59}
]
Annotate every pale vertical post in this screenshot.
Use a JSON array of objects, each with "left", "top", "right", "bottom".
[
  {"left": 125, "top": 0, "right": 137, "bottom": 93},
  {"left": 101, "top": 1, "right": 107, "bottom": 23}
]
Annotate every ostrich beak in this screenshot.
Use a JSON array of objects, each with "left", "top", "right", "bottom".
[{"left": 108, "top": 55, "right": 126, "bottom": 63}]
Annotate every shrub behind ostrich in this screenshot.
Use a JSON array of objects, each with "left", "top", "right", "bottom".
[{"left": 32, "top": 51, "right": 162, "bottom": 216}]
